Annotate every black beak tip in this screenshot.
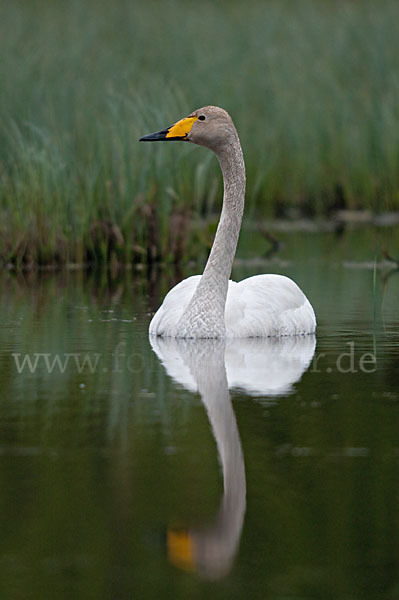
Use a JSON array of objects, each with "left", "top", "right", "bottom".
[
  {"left": 139, "top": 129, "right": 169, "bottom": 142},
  {"left": 139, "top": 134, "right": 153, "bottom": 142}
]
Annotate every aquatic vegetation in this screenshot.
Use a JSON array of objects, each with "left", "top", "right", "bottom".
[{"left": 0, "top": 0, "right": 398, "bottom": 267}]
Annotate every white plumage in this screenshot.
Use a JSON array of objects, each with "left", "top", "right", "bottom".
[{"left": 149, "top": 273, "right": 316, "bottom": 338}]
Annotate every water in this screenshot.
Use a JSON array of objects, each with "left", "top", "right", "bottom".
[{"left": 0, "top": 229, "right": 398, "bottom": 599}]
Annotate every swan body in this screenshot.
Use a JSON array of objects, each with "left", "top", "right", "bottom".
[
  {"left": 149, "top": 274, "right": 316, "bottom": 338},
  {"left": 140, "top": 106, "right": 316, "bottom": 339}
]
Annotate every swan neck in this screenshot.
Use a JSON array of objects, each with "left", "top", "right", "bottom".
[
  {"left": 176, "top": 135, "right": 245, "bottom": 338},
  {"left": 205, "top": 139, "right": 246, "bottom": 281}
]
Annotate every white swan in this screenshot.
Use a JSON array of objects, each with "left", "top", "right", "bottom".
[{"left": 140, "top": 106, "right": 316, "bottom": 338}]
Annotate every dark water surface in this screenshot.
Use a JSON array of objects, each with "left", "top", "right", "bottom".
[{"left": 0, "top": 229, "right": 398, "bottom": 599}]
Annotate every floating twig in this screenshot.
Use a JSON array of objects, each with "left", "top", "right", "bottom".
[{"left": 258, "top": 226, "right": 281, "bottom": 259}]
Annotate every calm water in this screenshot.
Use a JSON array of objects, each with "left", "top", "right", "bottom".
[{"left": 0, "top": 229, "right": 398, "bottom": 599}]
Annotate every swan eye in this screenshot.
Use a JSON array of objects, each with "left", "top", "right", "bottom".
[{"left": 198, "top": 115, "right": 206, "bottom": 121}]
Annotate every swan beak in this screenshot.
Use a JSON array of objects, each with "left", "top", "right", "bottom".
[{"left": 139, "top": 116, "right": 198, "bottom": 141}]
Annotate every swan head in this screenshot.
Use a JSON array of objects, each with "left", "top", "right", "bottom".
[{"left": 139, "top": 106, "right": 238, "bottom": 152}]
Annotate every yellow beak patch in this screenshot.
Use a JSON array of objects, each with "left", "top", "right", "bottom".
[{"left": 166, "top": 116, "right": 198, "bottom": 139}]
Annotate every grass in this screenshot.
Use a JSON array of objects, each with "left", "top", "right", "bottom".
[{"left": 0, "top": 0, "right": 399, "bottom": 267}]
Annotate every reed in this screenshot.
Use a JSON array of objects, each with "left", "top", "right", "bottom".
[{"left": 1, "top": 0, "right": 398, "bottom": 266}]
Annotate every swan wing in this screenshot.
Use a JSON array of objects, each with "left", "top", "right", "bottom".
[
  {"left": 225, "top": 274, "right": 316, "bottom": 337},
  {"left": 149, "top": 275, "right": 202, "bottom": 336}
]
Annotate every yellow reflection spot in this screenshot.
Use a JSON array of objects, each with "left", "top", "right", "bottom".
[{"left": 167, "top": 528, "right": 195, "bottom": 572}]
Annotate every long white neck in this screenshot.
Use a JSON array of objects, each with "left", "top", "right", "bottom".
[{"left": 176, "top": 135, "right": 246, "bottom": 338}]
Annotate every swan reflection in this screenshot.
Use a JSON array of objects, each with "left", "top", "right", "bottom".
[{"left": 150, "top": 335, "right": 315, "bottom": 578}]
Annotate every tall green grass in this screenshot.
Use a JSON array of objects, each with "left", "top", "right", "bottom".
[{"left": 1, "top": 0, "right": 399, "bottom": 266}]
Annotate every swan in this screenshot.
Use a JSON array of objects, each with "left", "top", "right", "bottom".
[{"left": 140, "top": 106, "right": 316, "bottom": 338}]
